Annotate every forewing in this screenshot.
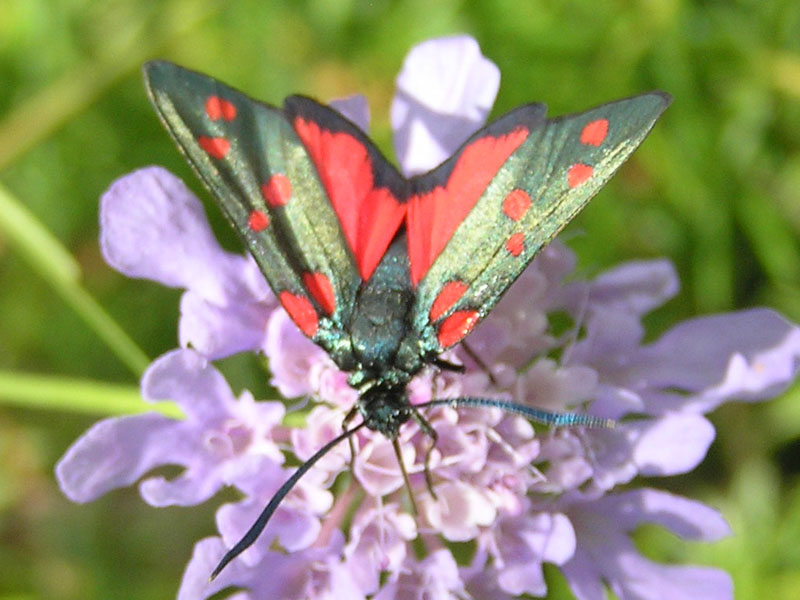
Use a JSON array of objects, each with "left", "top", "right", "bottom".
[
  {"left": 143, "top": 61, "right": 361, "bottom": 365},
  {"left": 409, "top": 92, "right": 671, "bottom": 352}
]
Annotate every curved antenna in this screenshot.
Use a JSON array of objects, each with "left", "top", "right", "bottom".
[
  {"left": 416, "top": 397, "right": 614, "bottom": 428},
  {"left": 209, "top": 421, "right": 367, "bottom": 581}
]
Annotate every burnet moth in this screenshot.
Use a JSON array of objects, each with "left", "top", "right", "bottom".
[{"left": 143, "top": 60, "right": 670, "bottom": 579}]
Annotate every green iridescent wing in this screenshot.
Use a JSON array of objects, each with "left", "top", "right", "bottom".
[
  {"left": 144, "top": 61, "right": 407, "bottom": 368},
  {"left": 406, "top": 93, "right": 671, "bottom": 355}
]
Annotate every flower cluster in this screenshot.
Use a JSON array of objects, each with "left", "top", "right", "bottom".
[{"left": 57, "top": 36, "right": 800, "bottom": 599}]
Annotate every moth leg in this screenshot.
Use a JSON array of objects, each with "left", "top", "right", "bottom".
[
  {"left": 392, "top": 438, "right": 419, "bottom": 516},
  {"left": 342, "top": 406, "right": 359, "bottom": 474},
  {"left": 432, "top": 357, "right": 465, "bottom": 373},
  {"left": 411, "top": 409, "right": 439, "bottom": 501},
  {"left": 461, "top": 341, "right": 497, "bottom": 386}
]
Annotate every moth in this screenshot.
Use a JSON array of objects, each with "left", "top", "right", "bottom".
[{"left": 143, "top": 60, "right": 670, "bottom": 578}]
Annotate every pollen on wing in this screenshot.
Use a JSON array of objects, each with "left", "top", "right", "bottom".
[
  {"left": 197, "top": 136, "right": 231, "bottom": 159},
  {"left": 261, "top": 174, "right": 292, "bottom": 207},
  {"left": 205, "top": 96, "right": 237, "bottom": 121},
  {"left": 567, "top": 163, "right": 593, "bottom": 188},
  {"left": 580, "top": 118, "right": 609, "bottom": 146}
]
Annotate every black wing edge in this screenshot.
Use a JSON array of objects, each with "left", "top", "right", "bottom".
[
  {"left": 409, "top": 103, "right": 548, "bottom": 194},
  {"left": 283, "top": 95, "right": 408, "bottom": 200}
]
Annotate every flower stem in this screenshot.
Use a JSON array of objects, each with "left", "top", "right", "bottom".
[
  {"left": 0, "top": 370, "right": 181, "bottom": 417},
  {"left": 0, "top": 182, "right": 150, "bottom": 376}
]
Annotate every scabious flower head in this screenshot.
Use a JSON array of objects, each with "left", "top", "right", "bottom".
[{"left": 57, "top": 35, "right": 800, "bottom": 599}]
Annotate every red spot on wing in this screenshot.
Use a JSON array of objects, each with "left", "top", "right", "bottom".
[
  {"left": 438, "top": 310, "right": 479, "bottom": 348},
  {"left": 303, "top": 272, "right": 336, "bottom": 316},
  {"left": 407, "top": 127, "right": 530, "bottom": 287},
  {"left": 279, "top": 291, "right": 319, "bottom": 337},
  {"left": 293, "top": 117, "right": 405, "bottom": 281},
  {"left": 198, "top": 136, "right": 230, "bottom": 159},
  {"left": 430, "top": 281, "right": 468, "bottom": 322},
  {"left": 205, "top": 96, "right": 237, "bottom": 121},
  {"left": 580, "top": 119, "right": 608, "bottom": 146},
  {"left": 502, "top": 189, "right": 532, "bottom": 221},
  {"left": 567, "top": 163, "right": 593, "bottom": 188},
  {"left": 505, "top": 232, "right": 525, "bottom": 257},
  {"left": 262, "top": 174, "right": 292, "bottom": 207},
  {"left": 248, "top": 210, "right": 269, "bottom": 231}
]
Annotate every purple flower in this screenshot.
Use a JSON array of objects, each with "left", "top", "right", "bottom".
[
  {"left": 99, "top": 166, "right": 277, "bottom": 359},
  {"left": 373, "top": 550, "right": 463, "bottom": 600},
  {"left": 56, "top": 349, "right": 288, "bottom": 506},
  {"left": 57, "top": 35, "right": 800, "bottom": 599},
  {"left": 344, "top": 500, "right": 416, "bottom": 593},
  {"left": 562, "top": 489, "right": 732, "bottom": 600}
]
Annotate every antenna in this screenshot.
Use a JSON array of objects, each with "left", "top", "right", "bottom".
[
  {"left": 209, "top": 421, "right": 367, "bottom": 581},
  {"left": 416, "top": 397, "right": 615, "bottom": 429},
  {"left": 210, "top": 399, "right": 611, "bottom": 580}
]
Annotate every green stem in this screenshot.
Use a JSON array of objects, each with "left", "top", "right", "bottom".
[
  {"left": 0, "top": 370, "right": 182, "bottom": 418},
  {"left": 0, "top": 182, "right": 149, "bottom": 375}
]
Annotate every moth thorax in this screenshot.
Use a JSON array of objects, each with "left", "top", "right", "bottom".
[{"left": 358, "top": 385, "right": 413, "bottom": 440}]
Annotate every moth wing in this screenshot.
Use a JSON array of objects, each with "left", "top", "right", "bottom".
[
  {"left": 144, "top": 61, "right": 363, "bottom": 366},
  {"left": 408, "top": 92, "right": 671, "bottom": 353}
]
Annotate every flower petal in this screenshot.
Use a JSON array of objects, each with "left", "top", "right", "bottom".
[
  {"left": 424, "top": 481, "right": 496, "bottom": 541},
  {"left": 565, "top": 491, "right": 732, "bottom": 600},
  {"left": 216, "top": 494, "right": 321, "bottom": 558},
  {"left": 561, "top": 259, "right": 679, "bottom": 317},
  {"left": 355, "top": 437, "right": 414, "bottom": 498},
  {"left": 615, "top": 558, "right": 733, "bottom": 600},
  {"left": 141, "top": 349, "right": 236, "bottom": 421},
  {"left": 178, "top": 291, "right": 270, "bottom": 359},
  {"left": 265, "top": 309, "right": 327, "bottom": 398},
  {"left": 463, "top": 565, "right": 517, "bottom": 600},
  {"left": 57, "top": 349, "right": 270, "bottom": 508},
  {"left": 179, "top": 532, "right": 359, "bottom": 600},
  {"left": 494, "top": 512, "right": 576, "bottom": 596},
  {"left": 570, "top": 307, "right": 645, "bottom": 371},
  {"left": 139, "top": 350, "right": 284, "bottom": 505},
  {"left": 633, "top": 413, "right": 716, "bottom": 476},
  {"left": 139, "top": 464, "right": 222, "bottom": 507},
  {"left": 391, "top": 35, "right": 500, "bottom": 175},
  {"left": 290, "top": 406, "right": 349, "bottom": 475},
  {"left": 375, "top": 550, "right": 462, "bottom": 600},
  {"left": 100, "top": 166, "right": 251, "bottom": 304},
  {"left": 594, "top": 488, "right": 730, "bottom": 540},
  {"left": 177, "top": 537, "right": 245, "bottom": 600},
  {"left": 636, "top": 308, "right": 800, "bottom": 412},
  {"left": 55, "top": 413, "right": 180, "bottom": 502},
  {"left": 588, "top": 414, "right": 715, "bottom": 488},
  {"left": 329, "top": 94, "right": 370, "bottom": 132},
  {"left": 344, "top": 501, "right": 416, "bottom": 594}
]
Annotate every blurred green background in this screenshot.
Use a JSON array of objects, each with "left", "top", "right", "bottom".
[{"left": 1, "top": 1, "right": 799, "bottom": 598}]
